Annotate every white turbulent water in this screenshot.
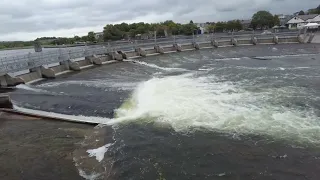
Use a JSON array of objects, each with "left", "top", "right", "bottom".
[
  {"left": 109, "top": 73, "right": 320, "bottom": 145},
  {"left": 14, "top": 61, "right": 320, "bottom": 145},
  {"left": 36, "top": 80, "right": 139, "bottom": 91}
]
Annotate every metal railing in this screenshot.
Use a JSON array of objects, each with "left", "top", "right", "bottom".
[{"left": 0, "top": 32, "right": 299, "bottom": 75}]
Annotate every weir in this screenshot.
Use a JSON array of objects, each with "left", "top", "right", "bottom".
[{"left": 0, "top": 32, "right": 305, "bottom": 87}]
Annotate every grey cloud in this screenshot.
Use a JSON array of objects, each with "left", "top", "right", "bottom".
[{"left": 0, "top": 0, "right": 319, "bottom": 40}]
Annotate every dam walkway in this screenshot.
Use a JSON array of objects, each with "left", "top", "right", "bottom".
[{"left": 0, "top": 31, "right": 315, "bottom": 87}]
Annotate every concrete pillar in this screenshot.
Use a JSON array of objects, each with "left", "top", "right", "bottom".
[
  {"left": 29, "top": 67, "right": 42, "bottom": 78},
  {"left": 211, "top": 40, "right": 219, "bottom": 48},
  {"left": 136, "top": 48, "right": 147, "bottom": 57},
  {"left": 92, "top": 57, "right": 103, "bottom": 65},
  {"left": 193, "top": 42, "right": 200, "bottom": 50},
  {"left": 0, "top": 95, "right": 13, "bottom": 109},
  {"left": 173, "top": 44, "right": 182, "bottom": 52},
  {"left": 298, "top": 34, "right": 304, "bottom": 43},
  {"left": 307, "top": 34, "right": 315, "bottom": 43},
  {"left": 109, "top": 52, "right": 123, "bottom": 61},
  {"left": 273, "top": 35, "right": 279, "bottom": 44},
  {"left": 4, "top": 74, "right": 25, "bottom": 86},
  {"left": 0, "top": 75, "right": 8, "bottom": 87},
  {"left": 86, "top": 55, "right": 103, "bottom": 65},
  {"left": 251, "top": 37, "right": 258, "bottom": 45},
  {"left": 154, "top": 45, "right": 165, "bottom": 54},
  {"left": 101, "top": 55, "right": 111, "bottom": 62},
  {"left": 59, "top": 61, "right": 70, "bottom": 70},
  {"left": 68, "top": 61, "right": 81, "bottom": 71},
  {"left": 40, "top": 66, "right": 55, "bottom": 78},
  {"left": 118, "top": 51, "right": 128, "bottom": 59},
  {"left": 85, "top": 56, "right": 94, "bottom": 64},
  {"left": 231, "top": 38, "right": 238, "bottom": 46}
]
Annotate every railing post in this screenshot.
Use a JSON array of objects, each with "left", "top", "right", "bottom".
[
  {"left": 134, "top": 40, "right": 137, "bottom": 50},
  {"left": 68, "top": 50, "right": 72, "bottom": 61},
  {"left": 4, "top": 57, "right": 8, "bottom": 72},
  {"left": 58, "top": 48, "right": 62, "bottom": 61},
  {"left": 107, "top": 43, "right": 111, "bottom": 54},
  {"left": 0, "top": 58, "right": 5, "bottom": 72},
  {"left": 192, "top": 32, "right": 195, "bottom": 43},
  {"left": 154, "top": 31, "right": 157, "bottom": 45}
]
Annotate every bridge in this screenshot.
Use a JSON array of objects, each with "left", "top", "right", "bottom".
[{"left": 0, "top": 31, "right": 314, "bottom": 87}]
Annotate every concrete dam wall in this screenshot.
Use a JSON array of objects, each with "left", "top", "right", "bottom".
[{"left": 0, "top": 33, "right": 308, "bottom": 87}]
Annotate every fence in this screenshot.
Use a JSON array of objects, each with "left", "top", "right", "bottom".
[{"left": 0, "top": 31, "right": 300, "bottom": 75}]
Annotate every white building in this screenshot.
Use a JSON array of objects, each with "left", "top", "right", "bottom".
[
  {"left": 276, "top": 14, "right": 293, "bottom": 26},
  {"left": 195, "top": 23, "right": 208, "bottom": 34},
  {"left": 94, "top": 32, "right": 104, "bottom": 40},
  {"left": 287, "top": 14, "right": 320, "bottom": 29}
]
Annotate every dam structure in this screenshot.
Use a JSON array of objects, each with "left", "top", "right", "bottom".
[
  {"left": 0, "top": 31, "right": 314, "bottom": 87},
  {"left": 1, "top": 29, "right": 320, "bottom": 180}
]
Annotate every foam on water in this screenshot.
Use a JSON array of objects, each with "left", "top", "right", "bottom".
[
  {"left": 87, "top": 143, "right": 113, "bottom": 162},
  {"left": 13, "top": 69, "right": 320, "bottom": 146},
  {"left": 13, "top": 105, "right": 111, "bottom": 124},
  {"left": 16, "top": 84, "right": 48, "bottom": 93},
  {"left": 131, "top": 60, "right": 188, "bottom": 72},
  {"left": 36, "top": 80, "right": 138, "bottom": 91},
  {"left": 108, "top": 74, "right": 320, "bottom": 145}
]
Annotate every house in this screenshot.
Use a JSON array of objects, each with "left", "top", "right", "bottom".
[
  {"left": 94, "top": 32, "right": 104, "bottom": 40},
  {"left": 286, "top": 14, "right": 320, "bottom": 29}
]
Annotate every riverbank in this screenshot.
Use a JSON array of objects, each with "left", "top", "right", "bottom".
[
  {"left": 0, "top": 111, "right": 93, "bottom": 180},
  {"left": 0, "top": 46, "right": 33, "bottom": 51}
]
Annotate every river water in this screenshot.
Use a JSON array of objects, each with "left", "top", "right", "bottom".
[{"left": 8, "top": 44, "right": 320, "bottom": 179}]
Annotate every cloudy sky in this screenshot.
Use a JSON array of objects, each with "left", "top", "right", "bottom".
[{"left": 0, "top": 0, "right": 319, "bottom": 41}]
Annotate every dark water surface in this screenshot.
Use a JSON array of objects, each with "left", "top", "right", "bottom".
[{"left": 7, "top": 44, "right": 320, "bottom": 179}]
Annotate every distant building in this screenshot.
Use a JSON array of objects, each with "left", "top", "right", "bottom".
[
  {"left": 94, "top": 32, "right": 104, "bottom": 40},
  {"left": 286, "top": 14, "right": 320, "bottom": 29},
  {"left": 276, "top": 14, "right": 293, "bottom": 26},
  {"left": 195, "top": 23, "right": 208, "bottom": 34},
  {"left": 239, "top": 20, "right": 252, "bottom": 29}
]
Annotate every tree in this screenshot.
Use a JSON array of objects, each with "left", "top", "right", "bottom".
[
  {"left": 251, "top": 11, "right": 276, "bottom": 29},
  {"left": 273, "top": 15, "right": 280, "bottom": 26},
  {"left": 103, "top": 24, "right": 124, "bottom": 41},
  {"left": 214, "top": 22, "right": 226, "bottom": 32},
  {"left": 206, "top": 25, "right": 215, "bottom": 33},
  {"left": 74, "top": 36, "right": 81, "bottom": 41},
  {"left": 87, "top": 31, "right": 96, "bottom": 42},
  {"left": 189, "top": 20, "right": 194, "bottom": 24},
  {"left": 307, "top": 5, "right": 320, "bottom": 14},
  {"left": 181, "top": 23, "right": 197, "bottom": 35},
  {"left": 225, "top": 20, "right": 243, "bottom": 31},
  {"left": 81, "top": 36, "right": 88, "bottom": 42},
  {"left": 298, "top": 10, "right": 305, "bottom": 15}
]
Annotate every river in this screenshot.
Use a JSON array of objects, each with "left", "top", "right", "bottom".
[{"left": 6, "top": 43, "right": 320, "bottom": 179}]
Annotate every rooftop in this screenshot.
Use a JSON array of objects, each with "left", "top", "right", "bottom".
[{"left": 296, "top": 14, "right": 319, "bottom": 21}]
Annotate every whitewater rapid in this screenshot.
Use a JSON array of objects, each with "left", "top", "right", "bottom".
[{"left": 15, "top": 65, "right": 320, "bottom": 145}]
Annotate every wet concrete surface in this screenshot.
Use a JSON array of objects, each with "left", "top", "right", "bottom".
[{"left": 0, "top": 112, "right": 93, "bottom": 180}]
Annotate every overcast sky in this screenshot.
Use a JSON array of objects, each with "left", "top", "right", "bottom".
[{"left": 0, "top": 0, "right": 319, "bottom": 41}]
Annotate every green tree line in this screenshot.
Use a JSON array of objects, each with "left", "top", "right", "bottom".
[
  {"left": 0, "top": 41, "right": 34, "bottom": 49},
  {"left": 102, "top": 20, "right": 198, "bottom": 41},
  {"left": 298, "top": 5, "right": 320, "bottom": 15}
]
